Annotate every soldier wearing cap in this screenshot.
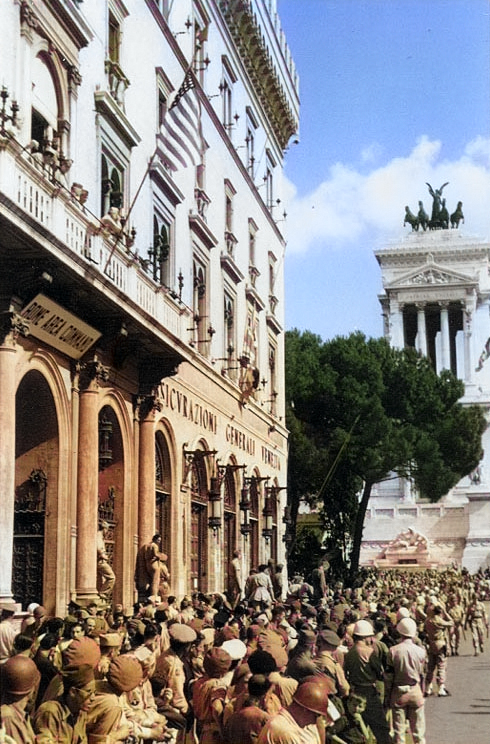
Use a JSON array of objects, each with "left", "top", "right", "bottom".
[
  {"left": 385, "top": 618, "right": 427, "bottom": 744},
  {"left": 192, "top": 647, "right": 233, "bottom": 743},
  {"left": 33, "top": 663, "right": 98, "bottom": 743},
  {"left": 315, "top": 629, "right": 350, "bottom": 699},
  {"left": 0, "top": 655, "right": 40, "bottom": 743},
  {"left": 151, "top": 623, "right": 197, "bottom": 718},
  {"left": 96, "top": 521, "right": 116, "bottom": 601},
  {"left": 95, "top": 632, "right": 122, "bottom": 680},
  {"left": 343, "top": 619, "right": 391, "bottom": 744}
]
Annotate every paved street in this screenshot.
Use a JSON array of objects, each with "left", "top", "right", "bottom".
[{"left": 424, "top": 604, "right": 490, "bottom": 744}]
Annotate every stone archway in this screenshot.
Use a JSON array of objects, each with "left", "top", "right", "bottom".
[{"left": 14, "top": 371, "right": 59, "bottom": 608}]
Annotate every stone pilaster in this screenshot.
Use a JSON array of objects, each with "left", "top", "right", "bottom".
[
  {"left": 135, "top": 394, "right": 161, "bottom": 546},
  {"left": 75, "top": 360, "right": 109, "bottom": 603},
  {"left": 0, "top": 311, "right": 29, "bottom": 604}
]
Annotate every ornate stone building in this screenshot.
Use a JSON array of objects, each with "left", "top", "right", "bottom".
[
  {"left": 361, "top": 225, "right": 490, "bottom": 571},
  {"left": 0, "top": 0, "right": 299, "bottom": 614}
]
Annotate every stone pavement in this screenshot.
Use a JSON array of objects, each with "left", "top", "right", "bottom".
[{"left": 424, "top": 603, "right": 490, "bottom": 744}]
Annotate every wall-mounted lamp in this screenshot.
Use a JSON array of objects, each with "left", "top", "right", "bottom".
[
  {"left": 262, "top": 487, "right": 274, "bottom": 541},
  {"left": 182, "top": 447, "right": 217, "bottom": 484},
  {"left": 208, "top": 475, "right": 222, "bottom": 533},
  {"left": 174, "top": 16, "right": 192, "bottom": 37}
]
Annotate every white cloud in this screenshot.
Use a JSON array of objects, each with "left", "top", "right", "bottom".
[{"left": 283, "top": 137, "right": 490, "bottom": 255}]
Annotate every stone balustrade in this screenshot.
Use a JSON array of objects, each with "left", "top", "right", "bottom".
[{"left": 0, "top": 138, "right": 191, "bottom": 342}]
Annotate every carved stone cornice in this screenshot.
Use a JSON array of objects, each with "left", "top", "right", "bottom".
[
  {"left": 219, "top": 0, "right": 298, "bottom": 150},
  {"left": 0, "top": 311, "right": 30, "bottom": 346}
]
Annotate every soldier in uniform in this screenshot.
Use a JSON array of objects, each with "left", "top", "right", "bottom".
[{"left": 465, "top": 593, "right": 489, "bottom": 656}]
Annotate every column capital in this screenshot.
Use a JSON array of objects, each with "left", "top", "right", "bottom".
[
  {"left": 77, "top": 359, "right": 110, "bottom": 392},
  {"left": 133, "top": 393, "right": 162, "bottom": 422},
  {"left": 0, "top": 311, "right": 29, "bottom": 347}
]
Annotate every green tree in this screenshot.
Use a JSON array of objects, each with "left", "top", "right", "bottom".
[{"left": 285, "top": 330, "right": 486, "bottom": 577}]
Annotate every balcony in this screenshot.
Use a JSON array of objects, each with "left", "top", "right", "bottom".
[
  {"left": 104, "top": 59, "right": 130, "bottom": 109},
  {"left": 0, "top": 137, "right": 191, "bottom": 351}
]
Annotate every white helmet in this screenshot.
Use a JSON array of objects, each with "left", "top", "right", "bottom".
[
  {"left": 396, "top": 607, "right": 411, "bottom": 622},
  {"left": 397, "top": 618, "right": 417, "bottom": 638},
  {"left": 353, "top": 619, "right": 374, "bottom": 637}
]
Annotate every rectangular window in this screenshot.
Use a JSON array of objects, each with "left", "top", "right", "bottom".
[
  {"left": 224, "top": 180, "right": 237, "bottom": 258},
  {"left": 248, "top": 219, "right": 259, "bottom": 287},
  {"left": 153, "top": 0, "right": 170, "bottom": 18},
  {"left": 100, "top": 151, "right": 125, "bottom": 217},
  {"left": 224, "top": 292, "right": 237, "bottom": 380},
  {"left": 192, "top": 257, "right": 210, "bottom": 355},
  {"left": 108, "top": 12, "right": 121, "bottom": 64},
  {"left": 150, "top": 213, "right": 173, "bottom": 288},
  {"left": 221, "top": 57, "right": 237, "bottom": 132},
  {"left": 265, "top": 152, "right": 274, "bottom": 210},
  {"left": 246, "top": 107, "right": 258, "bottom": 178}
]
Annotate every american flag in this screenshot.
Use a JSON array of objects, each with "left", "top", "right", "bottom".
[{"left": 159, "top": 68, "right": 203, "bottom": 171}]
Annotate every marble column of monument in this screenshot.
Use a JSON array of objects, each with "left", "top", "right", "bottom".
[
  {"left": 416, "top": 304, "right": 427, "bottom": 357},
  {"left": 0, "top": 312, "right": 29, "bottom": 605},
  {"left": 462, "top": 493, "right": 490, "bottom": 572},
  {"left": 464, "top": 308, "right": 473, "bottom": 383},
  {"left": 137, "top": 396, "right": 159, "bottom": 546},
  {"left": 439, "top": 302, "right": 450, "bottom": 371},
  {"left": 389, "top": 298, "right": 404, "bottom": 349},
  {"left": 75, "top": 361, "right": 109, "bottom": 603}
]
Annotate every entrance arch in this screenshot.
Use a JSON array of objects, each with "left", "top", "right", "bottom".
[
  {"left": 14, "top": 371, "right": 59, "bottom": 608},
  {"left": 155, "top": 431, "right": 172, "bottom": 570},
  {"left": 97, "top": 405, "right": 124, "bottom": 603}
]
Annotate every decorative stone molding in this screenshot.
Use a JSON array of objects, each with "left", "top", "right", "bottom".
[
  {"left": 133, "top": 393, "right": 162, "bottom": 422},
  {"left": 78, "top": 360, "right": 110, "bottom": 391},
  {"left": 0, "top": 311, "right": 30, "bottom": 346}
]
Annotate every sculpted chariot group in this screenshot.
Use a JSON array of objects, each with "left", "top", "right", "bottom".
[{"left": 404, "top": 182, "right": 464, "bottom": 232}]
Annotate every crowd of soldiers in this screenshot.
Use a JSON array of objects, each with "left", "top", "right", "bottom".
[{"left": 0, "top": 561, "right": 489, "bottom": 744}]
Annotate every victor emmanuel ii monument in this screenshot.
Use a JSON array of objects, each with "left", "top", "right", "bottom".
[{"left": 361, "top": 183, "right": 490, "bottom": 572}]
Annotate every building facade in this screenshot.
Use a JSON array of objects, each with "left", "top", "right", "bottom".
[
  {"left": 0, "top": 0, "right": 299, "bottom": 615},
  {"left": 361, "top": 226, "right": 490, "bottom": 571}
]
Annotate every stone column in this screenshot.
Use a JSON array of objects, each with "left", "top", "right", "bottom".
[
  {"left": 75, "top": 360, "right": 109, "bottom": 603},
  {"left": 416, "top": 303, "right": 427, "bottom": 357},
  {"left": 464, "top": 308, "right": 473, "bottom": 383},
  {"left": 389, "top": 297, "right": 404, "bottom": 349},
  {"left": 0, "top": 312, "right": 29, "bottom": 604},
  {"left": 439, "top": 302, "right": 450, "bottom": 371},
  {"left": 136, "top": 395, "right": 161, "bottom": 547}
]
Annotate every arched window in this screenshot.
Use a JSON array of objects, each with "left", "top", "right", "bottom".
[
  {"left": 101, "top": 154, "right": 124, "bottom": 216},
  {"left": 31, "top": 55, "right": 60, "bottom": 160}
]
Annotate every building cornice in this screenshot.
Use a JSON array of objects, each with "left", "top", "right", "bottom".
[{"left": 218, "top": 0, "right": 298, "bottom": 150}]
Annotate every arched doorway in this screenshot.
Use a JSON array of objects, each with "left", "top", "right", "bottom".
[
  {"left": 249, "top": 475, "right": 260, "bottom": 571},
  {"left": 223, "top": 465, "right": 237, "bottom": 598},
  {"left": 14, "top": 371, "right": 58, "bottom": 608},
  {"left": 155, "top": 432, "right": 172, "bottom": 567},
  {"left": 97, "top": 405, "right": 123, "bottom": 601},
  {"left": 190, "top": 450, "right": 209, "bottom": 592}
]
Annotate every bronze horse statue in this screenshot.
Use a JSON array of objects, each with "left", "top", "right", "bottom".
[
  {"left": 450, "top": 201, "right": 464, "bottom": 228},
  {"left": 417, "top": 201, "right": 429, "bottom": 231},
  {"left": 404, "top": 206, "right": 419, "bottom": 231}
]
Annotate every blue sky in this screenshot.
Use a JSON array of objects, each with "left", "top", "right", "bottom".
[{"left": 277, "top": 0, "right": 490, "bottom": 340}]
